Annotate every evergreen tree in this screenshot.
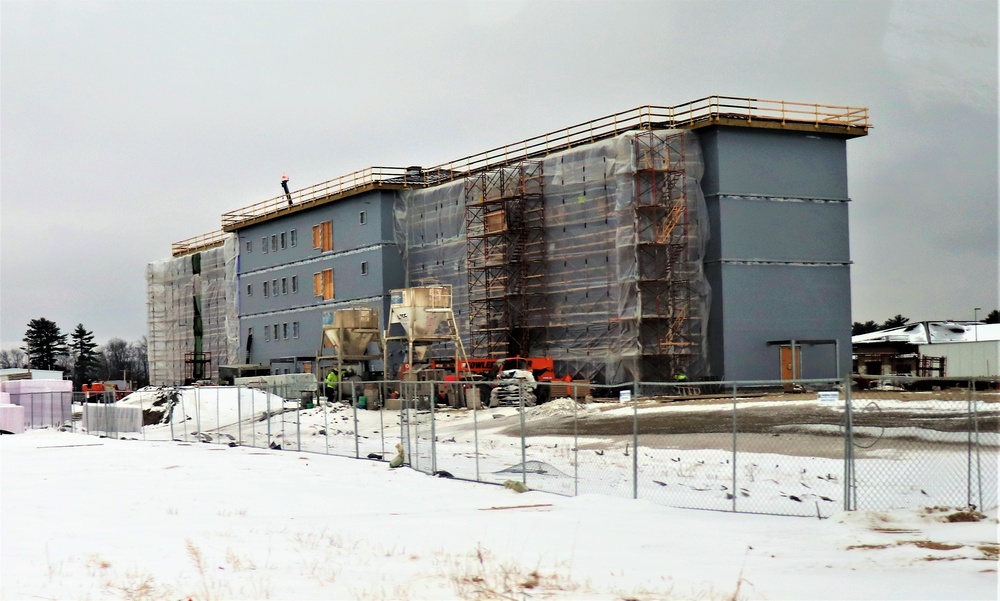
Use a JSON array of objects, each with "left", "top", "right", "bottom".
[
  {"left": 22, "top": 318, "right": 68, "bottom": 371},
  {"left": 852, "top": 320, "right": 880, "bottom": 336},
  {"left": 985, "top": 310, "right": 1000, "bottom": 324},
  {"left": 70, "top": 324, "right": 99, "bottom": 388}
]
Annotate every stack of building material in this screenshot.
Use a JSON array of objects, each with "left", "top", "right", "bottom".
[
  {"left": 0, "top": 380, "right": 73, "bottom": 429},
  {"left": 0, "top": 391, "right": 26, "bottom": 434},
  {"left": 83, "top": 404, "right": 142, "bottom": 434}
]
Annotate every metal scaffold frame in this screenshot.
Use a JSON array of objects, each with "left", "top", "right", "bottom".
[
  {"left": 632, "top": 132, "right": 703, "bottom": 379},
  {"left": 464, "top": 162, "right": 547, "bottom": 359}
]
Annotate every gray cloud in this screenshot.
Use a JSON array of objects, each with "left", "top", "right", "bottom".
[{"left": 2, "top": 0, "right": 997, "bottom": 349}]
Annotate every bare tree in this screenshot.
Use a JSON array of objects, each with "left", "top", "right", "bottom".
[
  {"left": 129, "top": 337, "right": 149, "bottom": 388},
  {"left": 0, "top": 348, "right": 28, "bottom": 369},
  {"left": 98, "top": 338, "right": 131, "bottom": 381}
]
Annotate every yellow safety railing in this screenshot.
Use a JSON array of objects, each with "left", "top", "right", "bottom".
[
  {"left": 171, "top": 230, "right": 228, "bottom": 257},
  {"left": 220, "top": 166, "right": 424, "bottom": 229},
  {"left": 207, "top": 95, "right": 869, "bottom": 234}
]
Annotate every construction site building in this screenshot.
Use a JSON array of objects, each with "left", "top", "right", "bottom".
[{"left": 148, "top": 96, "right": 870, "bottom": 385}]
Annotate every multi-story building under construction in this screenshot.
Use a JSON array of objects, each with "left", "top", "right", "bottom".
[{"left": 147, "top": 95, "right": 870, "bottom": 385}]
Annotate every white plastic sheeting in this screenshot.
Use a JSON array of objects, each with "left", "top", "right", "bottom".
[
  {"left": 146, "top": 235, "right": 239, "bottom": 385},
  {"left": 82, "top": 404, "right": 143, "bottom": 434},
  {"left": 395, "top": 130, "right": 710, "bottom": 383}
]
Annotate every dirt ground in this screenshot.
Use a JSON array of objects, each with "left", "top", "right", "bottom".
[{"left": 493, "top": 391, "right": 1000, "bottom": 458}]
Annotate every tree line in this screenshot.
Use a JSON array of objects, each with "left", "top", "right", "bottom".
[
  {"left": 0, "top": 317, "right": 149, "bottom": 390},
  {"left": 852, "top": 310, "right": 999, "bottom": 337}
]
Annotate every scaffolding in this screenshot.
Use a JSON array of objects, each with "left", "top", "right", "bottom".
[
  {"left": 397, "top": 129, "right": 709, "bottom": 384},
  {"left": 147, "top": 235, "right": 239, "bottom": 385},
  {"left": 464, "top": 162, "right": 546, "bottom": 358},
  {"left": 631, "top": 131, "right": 704, "bottom": 379}
]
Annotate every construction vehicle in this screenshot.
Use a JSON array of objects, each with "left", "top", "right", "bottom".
[{"left": 400, "top": 356, "right": 562, "bottom": 406}]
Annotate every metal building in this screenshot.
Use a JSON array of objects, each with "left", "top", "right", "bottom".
[{"left": 147, "top": 96, "right": 869, "bottom": 384}]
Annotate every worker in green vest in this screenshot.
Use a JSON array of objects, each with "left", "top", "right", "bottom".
[{"left": 325, "top": 369, "right": 340, "bottom": 403}]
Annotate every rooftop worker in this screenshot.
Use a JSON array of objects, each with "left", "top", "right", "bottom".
[
  {"left": 325, "top": 369, "right": 339, "bottom": 403},
  {"left": 281, "top": 172, "right": 292, "bottom": 205}
]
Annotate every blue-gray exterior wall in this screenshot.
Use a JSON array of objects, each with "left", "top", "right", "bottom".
[
  {"left": 699, "top": 126, "right": 853, "bottom": 380},
  {"left": 235, "top": 190, "right": 403, "bottom": 367}
]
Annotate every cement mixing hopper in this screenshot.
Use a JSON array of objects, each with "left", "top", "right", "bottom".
[
  {"left": 321, "top": 308, "right": 380, "bottom": 356},
  {"left": 388, "top": 286, "right": 453, "bottom": 339}
]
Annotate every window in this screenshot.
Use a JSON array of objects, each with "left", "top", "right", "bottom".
[
  {"left": 263, "top": 281, "right": 269, "bottom": 297},
  {"left": 361, "top": 261, "right": 369, "bottom": 276},
  {"left": 359, "top": 210, "right": 367, "bottom": 225},
  {"left": 280, "top": 232, "right": 287, "bottom": 249},
  {"left": 282, "top": 323, "right": 288, "bottom": 339},
  {"left": 270, "top": 235, "right": 277, "bottom": 252},
  {"left": 291, "top": 275, "right": 298, "bottom": 293},
  {"left": 293, "top": 321, "right": 300, "bottom": 339},
  {"left": 264, "top": 326, "right": 270, "bottom": 342},
  {"left": 262, "top": 237, "right": 268, "bottom": 254},
  {"left": 245, "top": 240, "right": 252, "bottom": 253},
  {"left": 247, "top": 284, "right": 253, "bottom": 297},
  {"left": 272, "top": 279, "right": 278, "bottom": 294},
  {"left": 313, "top": 268, "right": 334, "bottom": 300},
  {"left": 273, "top": 324, "right": 279, "bottom": 340},
  {"left": 312, "top": 221, "right": 333, "bottom": 252},
  {"left": 290, "top": 229, "right": 297, "bottom": 247},
  {"left": 281, "top": 277, "right": 287, "bottom": 294}
]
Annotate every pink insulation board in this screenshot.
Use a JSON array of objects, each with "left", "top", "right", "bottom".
[
  {"left": 0, "top": 380, "right": 72, "bottom": 428},
  {"left": 0, "top": 404, "right": 25, "bottom": 433}
]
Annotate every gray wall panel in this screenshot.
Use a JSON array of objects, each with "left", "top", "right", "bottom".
[
  {"left": 717, "top": 197, "right": 850, "bottom": 263},
  {"left": 719, "top": 263, "right": 852, "bottom": 380},
  {"left": 698, "top": 127, "right": 848, "bottom": 199},
  {"left": 237, "top": 190, "right": 390, "bottom": 274}
]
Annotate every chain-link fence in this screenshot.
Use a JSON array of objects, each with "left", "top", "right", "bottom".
[{"left": 57, "top": 375, "right": 997, "bottom": 516}]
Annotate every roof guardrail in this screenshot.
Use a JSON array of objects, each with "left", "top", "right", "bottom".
[
  {"left": 210, "top": 95, "right": 868, "bottom": 233},
  {"left": 171, "top": 230, "right": 228, "bottom": 257}
]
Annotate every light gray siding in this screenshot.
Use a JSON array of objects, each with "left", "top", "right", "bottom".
[
  {"left": 699, "top": 126, "right": 853, "bottom": 381},
  {"left": 235, "top": 189, "right": 403, "bottom": 365}
]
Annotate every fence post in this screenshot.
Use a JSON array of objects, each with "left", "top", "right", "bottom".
[
  {"left": 632, "top": 381, "right": 639, "bottom": 500},
  {"left": 967, "top": 382, "right": 973, "bottom": 507},
  {"left": 732, "top": 382, "right": 738, "bottom": 512},
  {"left": 323, "top": 394, "right": 330, "bottom": 455},
  {"left": 353, "top": 384, "right": 360, "bottom": 460},
  {"left": 844, "top": 378, "right": 854, "bottom": 511},
  {"left": 574, "top": 389, "right": 579, "bottom": 497},
  {"left": 973, "top": 379, "right": 982, "bottom": 509},
  {"left": 296, "top": 398, "right": 302, "bottom": 452},
  {"left": 429, "top": 381, "right": 437, "bottom": 473},
  {"left": 474, "top": 385, "right": 481, "bottom": 482},
  {"left": 237, "top": 387, "right": 242, "bottom": 446},
  {"left": 266, "top": 390, "right": 271, "bottom": 448},
  {"left": 519, "top": 379, "right": 527, "bottom": 486},
  {"left": 181, "top": 390, "right": 189, "bottom": 442},
  {"left": 195, "top": 386, "right": 201, "bottom": 442}
]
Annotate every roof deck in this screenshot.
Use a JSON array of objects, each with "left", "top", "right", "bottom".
[{"left": 172, "top": 96, "right": 870, "bottom": 256}]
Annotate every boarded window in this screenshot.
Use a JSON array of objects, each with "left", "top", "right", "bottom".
[
  {"left": 314, "top": 268, "right": 334, "bottom": 299},
  {"left": 312, "top": 221, "right": 333, "bottom": 251}
]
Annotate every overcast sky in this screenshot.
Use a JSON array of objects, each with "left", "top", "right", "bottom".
[{"left": 1, "top": 0, "right": 997, "bottom": 350}]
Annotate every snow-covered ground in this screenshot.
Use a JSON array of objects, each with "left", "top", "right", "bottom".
[{"left": 2, "top": 428, "right": 997, "bottom": 600}]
